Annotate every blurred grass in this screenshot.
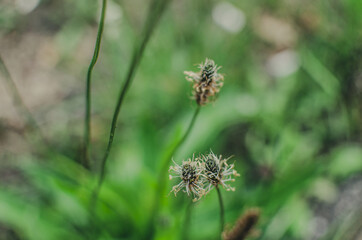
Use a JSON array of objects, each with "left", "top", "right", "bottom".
[{"left": 0, "top": 0, "right": 361, "bottom": 239}]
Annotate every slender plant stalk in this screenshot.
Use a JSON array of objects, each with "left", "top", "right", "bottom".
[
  {"left": 84, "top": 0, "right": 107, "bottom": 169},
  {"left": 181, "top": 199, "right": 194, "bottom": 240},
  {"left": 91, "top": 0, "right": 172, "bottom": 210},
  {"left": 144, "top": 106, "right": 201, "bottom": 239},
  {"left": 216, "top": 186, "right": 225, "bottom": 239},
  {"left": 0, "top": 54, "right": 45, "bottom": 143},
  {"left": 158, "top": 106, "right": 201, "bottom": 196}
]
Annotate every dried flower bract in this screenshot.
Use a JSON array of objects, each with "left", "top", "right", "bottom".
[
  {"left": 169, "top": 156, "right": 205, "bottom": 201},
  {"left": 184, "top": 58, "right": 224, "bottom": 105}
]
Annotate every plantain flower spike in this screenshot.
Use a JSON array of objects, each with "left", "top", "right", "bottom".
[
  {"left": 201, "top": 150, "right": 240, "bottom": 193},
  {"left": 222, "top": 208, "right": 260, "bottom": 240},
  {"left": 184, "top": 58, "right": 224, "bottom": 105},
  {"left": 169, "top": 156, "right": 205, "bottom": 202}
]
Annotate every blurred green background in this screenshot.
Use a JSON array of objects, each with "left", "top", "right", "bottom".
[{"left": 0, "top": 0, "right": 362, "bottom": 239}]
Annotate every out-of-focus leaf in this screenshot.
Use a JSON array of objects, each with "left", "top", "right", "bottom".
[
  {"left": 301, "top": 48, "right": 340, "bottom": 98},
  {"left": 329, "top": 145, "right": 362, "bottom": 177},
  {"left": 0, "top": 190, "right": 82, "bottom": 240},
  {"left": 264, "top": 195, "right": 311, "bottom": 239}
]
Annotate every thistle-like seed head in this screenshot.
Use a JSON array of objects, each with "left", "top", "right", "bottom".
[
  {"left": 169, "top": 156, "right": 205, "bottom": 201},
  {"left": 184, "top": 58, "right": 224, "bottom": 106},
  {"left": 181, "top": 163, "right": 197, "bottom": 182},
  {"left": 205, "top": 156, "right": 221, "bottom": 185},
  {"left": 201, "top": 150, "right": 240, "bottom": 193},
  {"left": 169, "top": 151, "right": 239, "bottom": 200}
]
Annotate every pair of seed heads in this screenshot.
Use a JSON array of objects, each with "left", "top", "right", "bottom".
[
  {"left": 169, "top": 151, "right": 240, "bottom": 202},
  {"left": 184, "top": 58, "right": 224, "bottom": 106}
]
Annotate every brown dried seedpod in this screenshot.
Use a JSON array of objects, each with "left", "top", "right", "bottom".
[{"left": 223, "top": 208, "right": 260, "bottom": 240}]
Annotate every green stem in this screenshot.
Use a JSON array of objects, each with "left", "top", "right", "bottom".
[
  {"left": 175, "top": 106, "right": 201, "bottom": 152},
  {"left": 216, "top": 186, "right": 225, "bottom": 238},
  {"left": 144, "top": 106, "right": 201, "bottom": 239},
  {"left": 91, "top": 0, "right": 171, "bottom": 210},
  {"left": 84, "top": 0, "right": 107, "bottom": 170},
  {"left": 158, "top": 106, "right": 200, "bottom": 201},
  {"left": 181, "top": 199, "right": 194, "bottom": 240},
  {"left": 158, "top": 106, "right": 201, "bottom": 191}
]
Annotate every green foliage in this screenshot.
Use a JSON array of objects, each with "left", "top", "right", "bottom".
[{"left": 0, "top": 0, "right": 361, "bottom": 239}]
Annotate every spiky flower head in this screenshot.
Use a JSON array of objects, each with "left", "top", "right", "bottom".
[
  {"left": 184, "top": 58, "right": 224, "bottom": 106},
  {"left": 201, "top": 150, "right": 240, "bottom": 193},
  {"left": 169, "top": 156, "right": 205, "bottom": 201}
]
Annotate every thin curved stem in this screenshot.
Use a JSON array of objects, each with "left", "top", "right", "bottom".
[
  {"left": 158, "top": 106, "right": 201, "bottom": 194},
  {"left": 144, "top": 106, "right": 201, "bottom": 239},
  {"left": 176, "top": 106, "right": 201, "bottom": 151},
  {"left": 91, "top": 0, "right": 172, "bottom": 210},
  {"left": 84, "top": 0, "right": 107, "bottom": 169},
  {"left": 216, "top": 186, "right": 225, "bottom": 239}
]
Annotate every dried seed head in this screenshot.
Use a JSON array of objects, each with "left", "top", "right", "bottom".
[
  {"left": 184, "top": 58, "right": 224, "bottom": 105},
  {"left": 205, "top": 156, "right": 221, "bottom": 185},
  {"left": 222, "top": 208, "right": 260, "bottom": 240},
  {"left": 169, "top": 156, "right": 205, "bottom": 201},
  {"left": 201, "top": 150, "right": 240, "bottom": 193},
  {"left": 181, "top": 163, "right": 197, "bottom": 182}
]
